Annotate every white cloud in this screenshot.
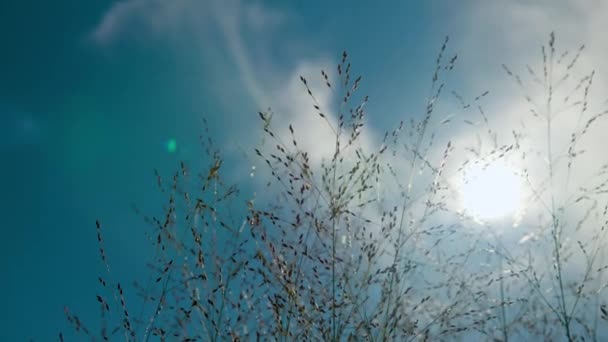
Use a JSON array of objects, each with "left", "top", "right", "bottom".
[
  {"left": 447, "top": 0, "right": 608, "bottom": 210},
  {"left": 90, "top": 0, "right": 292, "bottom": 113},
  {"left": 244, "top": 2, "right": 285, "bottom": 32},
  {"left": 436, "top": 2, "right": 608, "bottom": 303},
  {"left": 91, "top": 0, "right": 201, "bottom": 45}
]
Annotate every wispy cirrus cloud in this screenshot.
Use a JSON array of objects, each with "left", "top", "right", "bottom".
[
  {"left": 91, "top": 0, "right": 201, "bottom": 46},
  {"left": 90, "top": 0, "right": 287, "bottom": 108}
]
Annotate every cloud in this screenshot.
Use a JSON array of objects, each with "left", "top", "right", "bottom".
[
  {"left": 91, "top": 0, "right": 201, "bottom": 46},
  {"left": 437, "top": 1, "right": 608, "bottom": 286},
  {"left": 243, "top": 2, "right": 285, "bottom": 33},
  {"left": 448, "top": 1, "right": 608, "bottom": 200},
  {"left": 90, "top": 0, "right": 292, "bottom": 114},
  {"left": 210, "top": 0, "right": 271, "bottom": 109}
]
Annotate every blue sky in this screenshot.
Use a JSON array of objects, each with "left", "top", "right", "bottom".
[{"left": 2, "top": 0, "right": 608, "bottom": 340}]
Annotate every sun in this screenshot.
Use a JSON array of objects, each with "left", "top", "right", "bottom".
[{"left": 459, "top": 159, "right": 524, "bottom": 223}]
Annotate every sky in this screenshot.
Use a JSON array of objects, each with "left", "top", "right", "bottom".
[{"left": 1, "top": 0, "right": 608, "bottom": 340}]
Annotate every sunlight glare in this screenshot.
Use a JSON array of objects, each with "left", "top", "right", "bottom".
[{"left": 460, "top": 159, "right": 523, "bottom": 222}]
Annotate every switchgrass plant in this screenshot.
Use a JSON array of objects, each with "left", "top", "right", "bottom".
[
  {"left": 61, "top": 34, "right": 608, "bottom": 341},
  {"left": 249, "top": 40, "right": 492, "bottom": 341},
  {"left": 496, "top": 33, "right": 608, "bottom": 341},
  {"left": 455, "top": 33, "right": 608, "bottom": 341}
]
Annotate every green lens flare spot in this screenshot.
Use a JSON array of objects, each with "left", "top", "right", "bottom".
[{"left": 167, "top": 139, "right": 177, "bottom": 153}]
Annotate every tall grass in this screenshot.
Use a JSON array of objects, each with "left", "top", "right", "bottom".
[
  {"left": 494, "top": 32, "right": 608, "bottom": 341},
  {"left": 61, "top": 34, "right": 608, "bottom": 341}
]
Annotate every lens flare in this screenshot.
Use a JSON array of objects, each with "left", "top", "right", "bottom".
[{"left": 167, "top": 139, "right": 177, "bottom": 153}]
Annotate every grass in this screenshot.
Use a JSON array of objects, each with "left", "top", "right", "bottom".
[
  {"left": 494, "top": 33, "right": 608, "bottom": 341},
  {"left": 61, "top": 33, "right": 608, "bottom": 341}
]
